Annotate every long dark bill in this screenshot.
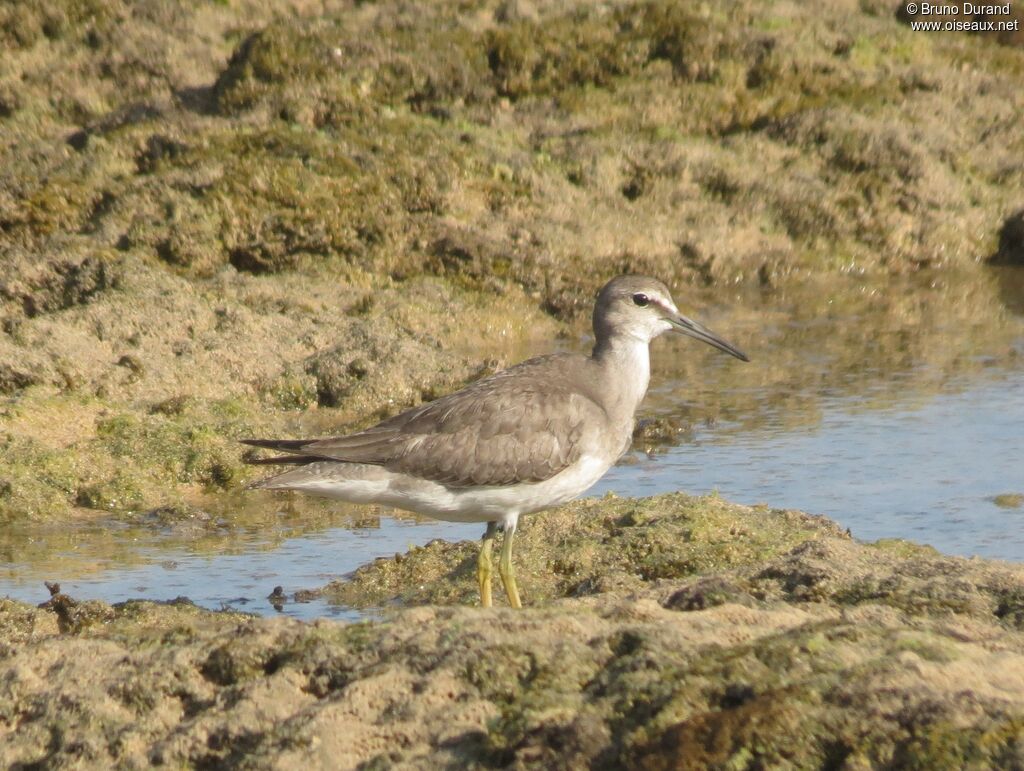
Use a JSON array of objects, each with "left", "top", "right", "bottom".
[{"left": 669, "top": 315, "right": 750, "bottom": 362}]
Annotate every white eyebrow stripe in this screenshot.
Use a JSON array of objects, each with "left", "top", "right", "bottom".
[{"left": 650, "top": 296, "right": 677, "bottom": 314}]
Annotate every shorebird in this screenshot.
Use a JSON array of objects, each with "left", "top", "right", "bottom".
[{"left": 243, "top": 276, "right": 748, "bottom": 608}]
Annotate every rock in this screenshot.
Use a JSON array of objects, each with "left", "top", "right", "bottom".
[
  {"left": 991, "top": 209, "right": 1024, "bottom": 265},
  {"left": 2, "top": 495, "right": 1023, "bottom": 769}
]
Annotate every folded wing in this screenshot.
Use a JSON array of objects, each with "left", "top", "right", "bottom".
[{"left": 243, "top": 355, "right": 604, "bottom": 488}]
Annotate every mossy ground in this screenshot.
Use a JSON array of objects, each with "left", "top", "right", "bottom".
[
  {"left": 2, "top": 493, "right": 1023, "bottom": 769},
  {"left": 321, "top": 493, "right": 844, "bottom": 608}
]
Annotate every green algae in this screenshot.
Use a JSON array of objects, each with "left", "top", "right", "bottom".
[
  {"left": 323, "top": 494, "right": 846, "bottom": 609},
  {"left": 263, "top": 369, "right": 318, "bottom": 411},
  {"left": 869, "top": 538, "right": 943, "bottom": 559},
  {"left": 4, "top": 0, "right": 1019, "bottom": 294},
  {"left": 0, "top": 393, "right": 264, "bottom": 521},
  {"left": 0, "top": 434, "right": 84, "bottom": 520},
  {"left": 0, "top": 0, "right": 117, "bottom": 50},
  {"left": 993, "top": 493, "right": 1024, "bottom": 509},
  {"left": 94, "top": 406, "right": 244, "bottom": 488}
]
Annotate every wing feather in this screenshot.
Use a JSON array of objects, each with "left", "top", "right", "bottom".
[{"left": 246, "top": 354, "right": 604, "bottom": 488}]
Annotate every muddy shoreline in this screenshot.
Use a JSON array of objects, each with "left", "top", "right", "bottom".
[{"left": 3, "top": 494, "right": 1024, "bottom": 768}]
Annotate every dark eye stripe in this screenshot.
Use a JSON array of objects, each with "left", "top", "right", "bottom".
[{"left": 632, "top": 293, "right": 649, "bottom": 307}]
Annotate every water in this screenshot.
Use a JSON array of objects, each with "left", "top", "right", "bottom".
[
  {"left": 2, "top": 270, "right": 1023, "bottom": 618},
  {"left": 1, "top": 513, "right": 481, "bottom": 622},
  {"left": 594, "top": 371, "right": 1024, "bottom": 561}
]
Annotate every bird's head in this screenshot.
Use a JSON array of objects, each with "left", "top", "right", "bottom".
[{"left": 593, "top": 276, "right": 749, "bottom": 361}]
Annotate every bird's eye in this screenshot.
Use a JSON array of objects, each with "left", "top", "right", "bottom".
[{"left": 632, "top": 293, "right": 649, "bottom": 307}]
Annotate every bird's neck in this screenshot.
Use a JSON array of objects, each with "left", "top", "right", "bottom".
[{"left": 591, "top": 334, "right": 652, "bottom": 418}]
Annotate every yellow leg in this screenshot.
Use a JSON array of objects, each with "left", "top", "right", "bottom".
[
  {"left": 498, "top": 524, "right": 522, "bottom": 609},
  {"left": 478, "top": 522, "right": 497, "bottom": 608}
]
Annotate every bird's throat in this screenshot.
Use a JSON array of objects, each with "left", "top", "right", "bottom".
[{"left": 592, "top": 336, "right": 652, "bottom": 417}]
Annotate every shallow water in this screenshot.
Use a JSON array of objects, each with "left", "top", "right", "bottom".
[
  {"left": 2, "top": 270, "right": 1023, "bottom": 619},
  {"left": 597, "top": 371, "right": 1024, "bottom": 561},
  {"left": 0, "top": 513, "right": 480, "bottom": 622}
]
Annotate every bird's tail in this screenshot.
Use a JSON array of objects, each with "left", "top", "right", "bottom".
[
  {"left": 240, "top": 437, "right": 324, "bottom": 466},
  {"left": 240, "top": 438, "right": 310, "bottom": 454},
  {"left": 240, "top": 438, "right": 322, "bottom": 491},
  {"left": 244, "top": 454, "right": 323, "bottom": 466}
]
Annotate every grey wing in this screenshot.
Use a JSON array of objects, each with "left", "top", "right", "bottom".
[{"left": 297, "top": 359, "right": 602, "bottom": 487}]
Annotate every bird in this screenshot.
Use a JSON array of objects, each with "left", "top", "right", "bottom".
[{"left": 242, "top": 276, "right": 749, "bottom": 608}]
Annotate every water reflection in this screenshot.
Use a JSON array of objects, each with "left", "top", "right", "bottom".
[
  {"left": 644, "top": 269, "right": 1024, "bottom": 437},
  {"left": 0, "top": 501, "right": 482, "bottom": 620},
  {"left": 1, "top": 269, "right": 1022, "bottom": 616}
]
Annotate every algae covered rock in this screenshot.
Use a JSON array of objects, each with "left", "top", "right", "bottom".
[
  {"left": 324, "top": 493, "right": 846, "bottom": 607},
  {"left": 2, "top": 494, "right": 1023, "bottom": 769}
]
